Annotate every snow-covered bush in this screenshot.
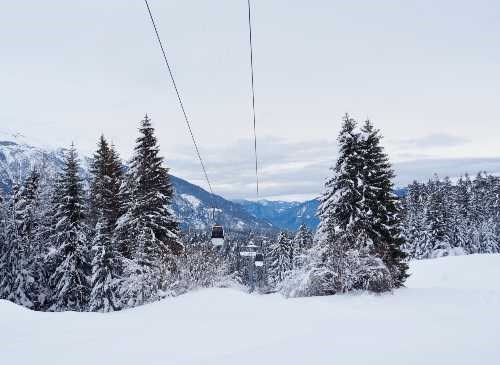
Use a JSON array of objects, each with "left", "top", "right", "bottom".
[
  {"left": 280, "top": 247, "right": 393, "bottom": 298},
  {"left": 173, "top": 244, "right": 233, "bottom": 293},
  {"left": 280, "top": 266, "right": 336, "bottom": 298}
]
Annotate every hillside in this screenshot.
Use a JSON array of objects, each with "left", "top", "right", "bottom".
[
  {"left": 0, "top": 133, "right": 275, "bottom": 232},
  {"left": 236, "top": 199, "right": 320, "bottom": 231},
  {"left": 1, "top": 254, "right": 498, "bottom": 365}
]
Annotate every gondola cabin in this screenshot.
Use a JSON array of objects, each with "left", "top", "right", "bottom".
[
  {"left": 255, "top": 253, "right": 264, "bottom": 267},
  {"left": 211, "top": 225, "right": 224, "bottom": 247}
]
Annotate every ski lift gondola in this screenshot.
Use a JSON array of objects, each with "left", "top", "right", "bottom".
[
  {"left": 254, "top": 252, "right": 264, "bottom": 267},
  {"left": 211, "top": 224, "right": 224, "bottom": 247}
]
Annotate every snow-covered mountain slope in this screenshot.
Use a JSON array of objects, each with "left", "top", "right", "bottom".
[
  {"left": 0, "top": 134, "right": 273, "bottom": 232},
  {"left": 170, "top": 175, "right": 273, "bottom": 231},
  {"left": 236, "top": 199, "right": 320, "bottom": 231},
  {"left": 1, "top": 254, "right": 499, "bottom": 365},
  {"left": 0, "top": 132, "right": 68, "bottom": 194}
]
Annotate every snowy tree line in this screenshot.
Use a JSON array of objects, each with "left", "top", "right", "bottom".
[
  {"left": 273, "top": 115, "right": 409, "bottom": 297},
  {"left": 401, "top": 173, "right": 500, "bottom": 259},
  {"left": 0, "top": 112, "right": 431, "bottom": 308},
  {"left": 0, "top": 116, "right": 186, "bottom": 311}
]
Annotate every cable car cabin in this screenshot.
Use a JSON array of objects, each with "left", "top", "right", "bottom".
[
  {"left": 255, "top": 253, "right": 264, "bottom": 267},
  {"left": 211, "top": 225, "right": 224, "bottom": 246}
]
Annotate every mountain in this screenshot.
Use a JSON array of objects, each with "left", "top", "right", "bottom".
[
  {"left": 0, "top": 133, "right": 67, "bottom": 194},
  {"left": 0, "top": 133, "right": 274, "bottom": 232},
  {"left": 236, "top": 199, "right": 320, "bottom": 231},
  {"left": 170, "top": 176, "right": 273, "bottom": 231},
  {"left": 236, "top": 187, "right": 409, "bottom": 231}
]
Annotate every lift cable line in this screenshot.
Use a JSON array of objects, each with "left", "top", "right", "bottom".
[
  {"left": 143, "top": 0, "right": 218, "bottom": 222},
  {"left": 247, "top": 0, "right": 260, "bottom": 199}
]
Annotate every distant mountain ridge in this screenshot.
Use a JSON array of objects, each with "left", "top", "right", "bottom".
[
  {"left": 235, "top": 199, "right": 320, "bottom": 231},
  {"left": 0, "top": 134, "right": 276, "bottom": 232}
]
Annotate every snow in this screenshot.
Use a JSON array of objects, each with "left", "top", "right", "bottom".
[
  {"left": 1, "top": 254, "right": 500, "bottom": 365},
  {"left": 180, "top": 194, "right": 201, "bottom": 208}
]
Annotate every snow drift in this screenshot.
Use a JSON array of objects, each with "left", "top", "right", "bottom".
[{"left": 1, "top": 254, "right": 499, "bottom": 365}]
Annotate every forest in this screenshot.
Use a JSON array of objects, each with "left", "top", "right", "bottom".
[{"left": 0, "top": 114, "right": 499, "bottom": 312}]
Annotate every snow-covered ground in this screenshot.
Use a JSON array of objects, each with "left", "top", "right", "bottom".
[{"left": 2, "top": 254, "right": 499, "bottom": 365}]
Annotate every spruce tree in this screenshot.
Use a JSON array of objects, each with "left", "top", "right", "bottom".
[
  {"left": 48, "top": 144, "right": 91, "bottom": 311},
  {"left": 423, "top": 175, "right": 454, "bottom": 257},
  {"left": 268, "top": 231, "right": 293, "bottom": 287},
  {"left": 315, "top": 115, "right": 397, "bottom": 293},
  {"left": 88, "top": 136, "right": 124, "bottom": 312},
  {"left": 317, "top": 114, "right": 365, "bottom": 243},
  {"left": 292, "top": 225, "right": 313, "bottom": 269},
  {"left": 0, "top": 187, "right": 17, "bottom": 300},
  {"left": 315, "top": 114, "right": 370, "bottom": 293},
  {"left": 360, "top": 120, "right": 408, "bottom": 286},
  {"left": 89, "top": 214, "right": 121, "bottom": 312},
  {"left": 89, "top": 136, "right": 123, "bottom": 233},
  {"left": 453, "top": 176, "right": 473, "bottom": 253},
  {"left": 402, "top": 181, "right": 427, "bottom": 258},
  {"left": 116, "top": 115, "right": 182, "bottom": 305},
  {"left": 9, "top": 170, "right": 47, "bottom": 309}
]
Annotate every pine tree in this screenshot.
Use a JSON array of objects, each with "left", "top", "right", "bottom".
[
  {"left": 268, "top": 231, "right": 293, "bottom": 287},
  {"left": 423, "top": 175, "right": 455, "bottom": 257},
  {"left": 316, "top": 114, "right": 365, "bottom": 244},
  {"left": 454, "top": 175, "right": 473, "bottom": 253},
  {"left": 315, "top": 115, "right": 370, "bottom": 292},
  {"left": 360, "top": 120, "right": 408, "bottom": 286},
  {"left": 48, "top": 144, "right": 91, "bottom": 311},
  {"left": 314, "top": 115, "right": 395, "bottom": 293},
  {"left": 89, "top": 136, "right": 123, "bottom": 233},
  {"left": 89, "top": 215, "right": 121, "bottom": 312},
  {"left": 292, "top": 225, "right": 313, "bottom": 269},
  {"left": 402, "top": 181, "right": 427, "bottom": 258},
  {"left": 0, "top": 187, "right": 17, "bottom": 300},
  {"left": 8, "top": 170, "right": 47, "bottom": 309},
  {"left": 88, "top": 136, "right": 124, "bottom": 311},
  {"left": 120, "top": 228, "right": 163, "bottom": 307},
  {"left": 115, "top": 115, "right": 182, "bottom": 306}
]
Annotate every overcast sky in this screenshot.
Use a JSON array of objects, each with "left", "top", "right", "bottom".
[{"left": 1, "top": 0, "right": 499, "bottom": 200}]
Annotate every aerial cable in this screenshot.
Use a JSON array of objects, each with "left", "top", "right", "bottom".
[
  {"left": 247, "top": 0, "right": 260, "bottom": 199},
  {"left": 143, "top": 0, "right": 218, "bottom": 221}
]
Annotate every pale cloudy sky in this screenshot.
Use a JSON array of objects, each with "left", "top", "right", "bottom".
[{"left": 1, "top": 0, "right": 499, "bottom": 200}]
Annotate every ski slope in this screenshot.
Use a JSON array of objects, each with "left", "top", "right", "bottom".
[{"left": 1, "top": 254, "right": 499, "bottom": 365}]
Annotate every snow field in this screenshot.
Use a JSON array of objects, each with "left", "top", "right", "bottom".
[{"left": 1, "top": 254, "right": 499, "bottom": 365}]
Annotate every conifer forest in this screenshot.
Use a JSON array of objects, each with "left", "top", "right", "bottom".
[{"left": 1, "top": 114, "right": 498, "bottom": 312}]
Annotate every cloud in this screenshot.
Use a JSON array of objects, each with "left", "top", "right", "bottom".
[
  {"left": 394, "top": 133, "right": 470, "bottom": 149},
  {"left": 394, "top": 158, "right": 500, "bottom": 186},
  {"left": 166, "top": 137, "right": 337, "bottom": 200},
  {"left": 166, "top": 137, "right": 500, "bottom": 201}
]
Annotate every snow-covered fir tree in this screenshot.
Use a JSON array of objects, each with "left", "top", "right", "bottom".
[
  {"left": 292, "top": 224, "right": 313, "bottom": 269},
  {"left": 314, "top": 115, "right": 398, "bottom": 293},
  {"left": 48, "top": 145, "right": 91, "bottom": 311},
  {"left": 90, "top": 215, "right": 122, "bottom": 311},
  {"left": 89, "top": 136, "right": 123, "bottom": 233},
  {"left": 402, "top": 181, "right": 428, "bottom": 258},
  {"left": 88, "top": 135, "right": 124, "bottom": 311},
  {"left": 7, "top": 170, "right": 47, "bottom": 309},
  {"left": 359, "top": 120, "right": 408, "bottom": 286},
  {"left": 267, "top": 231, "right": 293, "bottom": 287},
  {"left": 116, "top": 115, "right": 182, "bottom": 306},
  {"left": 0, "top": 186, "right": 17, "bottom": 301},
  {"left": 422, "top": 175, "right": 455, "bottom": 257}
]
